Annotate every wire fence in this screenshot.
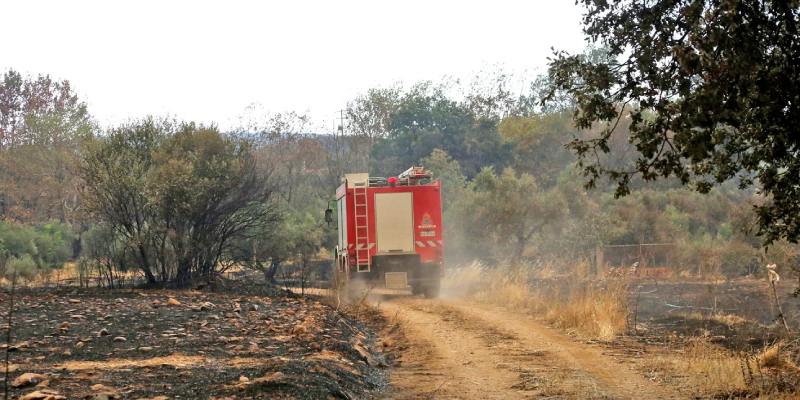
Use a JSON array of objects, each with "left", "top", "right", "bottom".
[{"left": 597, "top": 243, "right": 677, "bottom": 277}]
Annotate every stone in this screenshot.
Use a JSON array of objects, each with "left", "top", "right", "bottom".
[
  {"left": 12, "top": 373, "right": 48, "bottom": 388},
  {"left": 98, "top": 328, "right": 109, "bottom": 337},
  {"left": 113, "top": 336, "right": 127, "bottom": 342},
  {"left": 248, "top": 304, "right": 259, "bottom": 312},
  {"left": 139, "top": 347, "right": 153, "bottom": 352},
  {"left": 0, "top": 364, "right": 19, "bottom": 373},
  {"left": 59, "top": 322, "right": 69, "bottom": 330},
  {"left": 20, "top": 391, "right": 56, "bottom": 400},
  {"left": 252, "top": 372, "right": 284, "bottom": 383},
  {"left": 218, "top": 336, "right": 229, "bottom": 343},
  {"left": 290, "top": 325, "right": 307, "bottom": 335},
  {"left": 68, "top": 299, "right": 80, "bottom": 304},
  {"left": 75, "top": 342, "right": 84, "bottom": 348},
  {"left": 167, "top": 298, "right": 181, "bottom": 306},
  {"left": 91, "top": 383, "right": 112, "bottom": 391},
  {"left": 116, "top": 298, "right": 125, "bottom": 304},
  {"left": 239, "top": 376, "right": 249, "bottom": 383},
  {"left": 62, "top": 350, "right": 71, "bottom": 357}
]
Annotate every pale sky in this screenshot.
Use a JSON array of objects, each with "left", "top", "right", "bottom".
[{"left": 3, "top": 0, "right": 588, "bottom": 131}]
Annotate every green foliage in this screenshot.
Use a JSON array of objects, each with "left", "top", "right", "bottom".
[
  {"left": 79, "top": 117, "right": 282, "bottom": 285},
  {"left": 371, "top": 87, "right": 511, "bottom": 178},
  {"left": 6, "top": 254, "right": 37, "bottom": 283},
  {"left": 0, "top": 221, "right": 73, "bottom": 277},
  {"left": 0, "top": 69, "right": 95, "bottom": 224},
  {"left": 33, "top": 221, "right": 74, "bottom": 269},
  {"left": 420, "top": 149, "right": 466, "bottom": 212},
  {"left": 0, "top": 222, "right": 38, "bottom": 258},
  {"left": 497, "top": 112, "right": 577, "bottom": 188},
  {"left": 5, "top": 64, "right": 799, "bottom": 287},
  {"left": 549, "top": 0, "right": 800, "bottom": 245},
  {"left": 455, "top": 167, "right": 568, "bottom": 264}
]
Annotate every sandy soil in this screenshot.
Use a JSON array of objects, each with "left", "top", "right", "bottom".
[{"left": 377, "top": 296, "right": 683, "bottom": 399}]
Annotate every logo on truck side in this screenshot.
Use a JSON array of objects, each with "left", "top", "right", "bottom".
[{"left": 418, "top": 212, "right": 436, "bottom": 229}]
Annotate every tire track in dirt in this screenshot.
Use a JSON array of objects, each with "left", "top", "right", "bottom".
[
  {"left": 378, "top": 296, "right": 682, "bottom": 399},
  {"left": 378, "top": 297, "right": 523, "bottom": 399}
]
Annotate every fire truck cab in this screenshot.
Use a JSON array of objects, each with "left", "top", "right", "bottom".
[{"left": 327, "top": 167, "right": 444, "bottom": 298}]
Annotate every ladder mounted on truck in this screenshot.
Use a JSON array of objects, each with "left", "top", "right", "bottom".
[{"left": 352, "top": 179, "right": 370, "bottom": 272}]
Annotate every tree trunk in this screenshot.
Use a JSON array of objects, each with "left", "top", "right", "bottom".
[
  {"left": 175, "top": 257, "right": 193, "bottom": 287},
  {"left": 137, "top": 245, "right": 157, "bottom": 284},
  {"left": 512, "top": 236, "right": 526, "bottom": 270},
  {"left": 264, "top": 260, "right": 281, "bottom": 284}
]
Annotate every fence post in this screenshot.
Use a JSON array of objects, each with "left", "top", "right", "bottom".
[
  {"left": 595, "top": 245, "right": 604, "bottom": 278},
  {"left": 638, "top": 244, "right": 643, "bottom": 267}
]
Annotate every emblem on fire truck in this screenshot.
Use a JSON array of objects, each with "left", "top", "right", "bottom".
[{"left": 418, "top": 212, "right": 436, "bottom": 229}]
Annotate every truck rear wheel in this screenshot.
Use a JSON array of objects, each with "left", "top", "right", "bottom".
[
  {"left": 411, "top": 283, "right": 423, "bottom": 296},
  {"left": 423, "top": 281, "right": 440, "bottom": 298}
]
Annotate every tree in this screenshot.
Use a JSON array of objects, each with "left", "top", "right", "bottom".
[
  {"left": 548, "top": 1, "right": 800, "bottom": 246},
  {"left": 81, "top": 223, "right": 135, "bottom": 288},
  {"left": 419, "top": 149, "right": 466, "bottom": 212},
  {"left": 498, "top": 112, "right": 577, "bottom": 188},
  {"left": 0, "top": 69, "right": 93, "bottom": 224},
  {"left": 0, "top": 237, "right": 7, "bottom": 279},
  {"left": 457, "top": 167, "right": 568, "bottom": 266},
  {"left": 79, "top": 117, "right": 281, "bottom": 285},
  {"left": 372, "top": 87, "right": 510, "bottom": 178},
  {"left": 345, "top": 85, "right": 402, "bottom": 167}
]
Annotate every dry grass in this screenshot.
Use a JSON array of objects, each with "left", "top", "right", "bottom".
[
  {"left": 638, "top": 341, "right": 747, "bottom": 395},
  {"left": 677, "top": 311, "right": 751, "bottom": 328},
  {"left": 682, "top": 341, "right": 747, "bottom": 394},
  {"left": 443, "top": 260, "right": 628, "bottom": 341},
  {"left": 543, "top": 278, "right": 628, "bottom": 342},
  {"left": 638, "top": 339, "right": 800, "bottom": 398},
  {"left": 758, "top": 341, "right": 797, "bottom": 370}
]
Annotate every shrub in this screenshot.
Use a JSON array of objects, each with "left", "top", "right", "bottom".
[
  {"left": 719, "top": 240, "right": 759, "bottom": 278},
  {"left": 6, "top": 254, "right": 38, "bottom": 284}
]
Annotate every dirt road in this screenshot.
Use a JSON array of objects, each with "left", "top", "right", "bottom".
[{"left": 377, "top": 296, "right": 682, "bottom": 399}]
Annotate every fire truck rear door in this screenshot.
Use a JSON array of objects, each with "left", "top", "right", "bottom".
[{"left": 375, "top": 192, "right": 414, "bottom": 253}]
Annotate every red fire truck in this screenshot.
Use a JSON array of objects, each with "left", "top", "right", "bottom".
[{"left": 326, "top": 167, "right": 444, "bottom": 298}]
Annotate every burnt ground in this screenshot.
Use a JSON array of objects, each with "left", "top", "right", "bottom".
[
  {"left": 629, "top": 278, "right": 799, "bottom": 350},
  {"left": 0, "top": 283, "right": 390, "bottom": 400}
]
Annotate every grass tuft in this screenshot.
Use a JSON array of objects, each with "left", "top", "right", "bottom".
[{"left": 443, "top": 260, "right": 628, "bottom": 341}]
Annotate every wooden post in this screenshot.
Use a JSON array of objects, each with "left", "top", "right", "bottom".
[
  {"left": 595, "top": 245, "right": 604, "bottom": 278},
  {"left": 638, "top": 244, "right": 643, "bottom": 267}
]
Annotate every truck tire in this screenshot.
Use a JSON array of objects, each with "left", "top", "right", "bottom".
[
  {"left": 411, "top": 283, "right": 423, "bottom": 296},
  {"left": 423, "top": 282, "right": 440, "bottom": 298}
]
